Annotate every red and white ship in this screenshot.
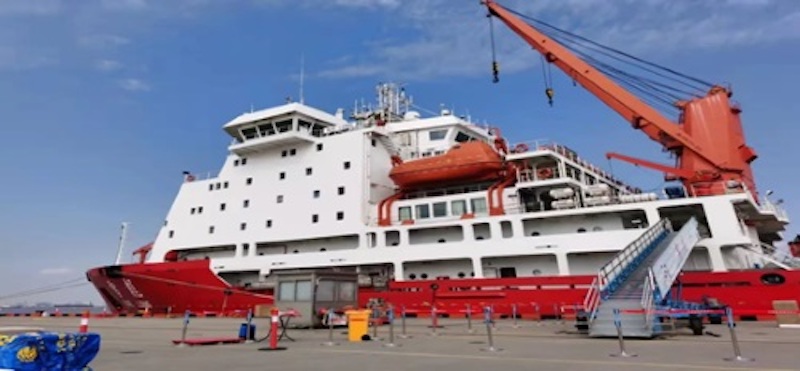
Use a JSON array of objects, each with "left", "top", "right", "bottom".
[{"left": 87, "top": 1, "right": 800, "bottom": 321}]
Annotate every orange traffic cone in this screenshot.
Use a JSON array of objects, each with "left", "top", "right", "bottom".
[{"left": 79, "top": 311, "right": 89, "bottom": 333}]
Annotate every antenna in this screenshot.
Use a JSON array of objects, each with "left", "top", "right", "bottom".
[
  {"left": 114, "top": 222, "right": 129, "bottom": 265},
  {"left": 299, "top": 53, "right": 305, "bottom": 104}
]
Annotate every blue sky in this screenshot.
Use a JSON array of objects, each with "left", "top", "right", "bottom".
[{"left": 1, "top": 0, "right": 798, "bottom": 306}]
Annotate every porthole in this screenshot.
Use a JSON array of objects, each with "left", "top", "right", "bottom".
[
  {"left": 592, "top": 226, "right": 603, "bottom": 232},
  {"left": 457, "top": 272, "right": 466, "bottom": 278},
  {"left": 476, "top": 236, "right": 484, "bottom": 240},
  {"left": 531, "top": 231, "right": 540, "bottom": 236},
  {"left": 437, "top": 239, "right": 446, "bottom": 243},
  {"left": 761, "top": 273, "right": 785, "bottom": 285},
  {"left": 532, "top": 269, "right": 542, "bottom": 276},
  {"left": 409, "top": 274, "right": 417, "bottom": 280},
  {"left": 421, "top": 273, "right": 428, "bottom": 279},
  {"left": 577, "top": 228, "right": 586, "bottom": 233}
]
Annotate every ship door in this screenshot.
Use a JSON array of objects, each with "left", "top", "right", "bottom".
[{"left": 499, "top": 267, "right": 517, "bottom": 278}]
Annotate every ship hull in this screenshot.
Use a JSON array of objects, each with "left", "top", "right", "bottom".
[{"left": 87, "top": 260, "right": 800, "bottom": 320}]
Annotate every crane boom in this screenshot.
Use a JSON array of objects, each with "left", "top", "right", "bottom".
[{"left": 483, "top": 0, "right": 759, "bottom": 198}]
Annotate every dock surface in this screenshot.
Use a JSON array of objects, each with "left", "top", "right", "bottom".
[{"left": 2, "top": 317, "right": 799, "bottom": 370}]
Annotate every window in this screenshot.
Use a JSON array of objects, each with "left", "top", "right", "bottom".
[
  {"left": 197, "top": 207, "right": 203, "bottom": 214},
  {"left": 278, "top": 281, "right": 295, "bottom": 301},
  {"left": 209, "top": 226, "right": 215, "bottom": 234},
  {"left": 289, "top": 149, "right": 296, "bottom": 156},
  {"left": 295, "top": 280, "right": 312, "bottom": 301},
  {"left": 240, "top": 222, "right": 247, "bottom": 231},
  {"left": 220, "top": 203, "right": 226, "bottom": 211},
  {"left": 191, "top": 207, "right": 196, "bottom": 215},
  {"left": 451, "top": 200, "right": 466, "bottom": 216},
  {"left": 312, "top": 214, "right": 319, "bottom": 223},
  {"left": 432, "top": 202, "right": 447, "bottom": 217},
  {"left": 338, "top": 186, "right": 345, "bottom": 195},
  {"left": 234, "top": 159, "right": 240, "bottom": 166},
  {"left": 266, "top": 219, "right": 272, "bottom": 228},
  {"left": 246, "top": 177, "right": 253, "bottom": 185},
  {"left": 277, "top": 195, "right": 284, "bottom": 203},
  {"left": 371, "top": 139, "right": 377, "bottom": 147},
  {"left": 168, "top": 230, "right": 174, "bottom": 238},
  {"left": 399, "top": 207, "right": 412, "bottom": 221},
  {"left": 455, "top": 132, "right": 472, "bottom": 143},
  {"left": 343, "top": 161, "right": 351, "bottom": 170},
  {"left": 281, "top": 150, "right": 287, "bottom": 157},
  {"left": 317, "top": 143, "right": 323, "bottom": 151},
  {"left": 279, "top": 172, "right": 286, "bottom": 180},
  {"left": 313, "top": 190, "right": 320, "bottom": 198},
  {"left": 243, "top": 200, "right": 250, "bottom": 208},
  {"left": 306, "top": 167, "right": 312, "bottom": 176},
  {"left": 415, "top": 204, "right": 430, "bottom": 219},
  {"left": 429, "top": 129, "right": 447, "bottom": 140},
  {"left": 316, "top": 281, "right": 335, "bottom": 301},
  {"left": 470, "top": 197, "right": 487, "bottom": 215},
  {"left": 209, "top": 184, "right": 213, "bottom": 191},
  {"left": 338, "top": 282, "right": 355, "bottom": 301},
  {"left": 336, "top": 211, "right": 344, "bottom": 220},
  {"left": 241, "top": 158, "right": 247, "bottom": 165},
  {"left": 223, "top": 182, "right": 229, "bottom": 189},
  {"left": 215, "top": 183, "right": 220, "bottom": 190}
]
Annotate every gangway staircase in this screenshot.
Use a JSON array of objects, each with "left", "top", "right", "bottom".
[{"left": 583, "top": 217, "right": 701, "bottom": 338}]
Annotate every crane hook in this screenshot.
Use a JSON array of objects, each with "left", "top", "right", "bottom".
[
  {"left": 492, "top": 61, "right": 500, "bottom": 83},
  {"left": 545, "top": 87, "right": 554, "bottom": 107}
]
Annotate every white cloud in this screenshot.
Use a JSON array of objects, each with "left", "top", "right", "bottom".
[
  {"left": 118, "top": 78, "right": 151, "bottom": 91},
  {"left": 95, "top": 59, "right": 122, "bottom": 72},
  {"left": 40, "top": 267, "right": 72, "bottom": 275},
  {"left": 316, "top": 0, "right": 800, "bottom": 80},
  {"left": 78, "top": 34, "right": 130, "bottom": 49},
  {"left": 0, "top": 0, "right": 61, "bottom": 16}
]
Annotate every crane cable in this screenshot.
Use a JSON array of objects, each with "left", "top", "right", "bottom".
[
  {"left": 540, "top": 54, "right": 555, "bottom": 106},
  {"left": 488, "top": 13, "right": 500, "bottom": 83}
]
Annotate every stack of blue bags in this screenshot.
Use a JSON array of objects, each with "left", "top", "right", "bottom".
[{"left": 0, "top": 332, "right": 100, "bottom": 370}]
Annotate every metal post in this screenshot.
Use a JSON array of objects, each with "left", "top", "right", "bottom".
[
  {"left": 245, "top": 309, "right": 254, "bottom": 343},
  {"left": 723, "top": 307, "right": 753, "bottom": 362},
  {"left": 321, "top": 309, "right": 338, "bottom": 346},
  {"left": 480, "top": 306, "right": 502, "bottom": 352},
  {"left": 610, "top": 308, "right": 636, "bottom": 358},
  {"left": 383, "top": 306, "right": 400, "bottom": 348},
  {"left": 532, "top": 302, "right": 541, "bottom": 326},
  {"left": 177, "top": 310, "right": 190, "bottom": 347},
  {"left": 512, "top": 303, "right": 519, "bottom": 328},
  {"left": 466, "top": 304, "right": 474, "bottom": 333},
  {"left": 490, "top": 304, "right": 496, "bottom": 330},
  {"left": 430, "top": 305, "right": 440, "bottom": 336},
  {"left": 398, "top": 305, "right": 412, "bottom": 339}
]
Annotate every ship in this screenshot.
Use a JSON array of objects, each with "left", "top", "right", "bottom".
[{"left": 87, "top": 1, "right": 800, "bottom": 322}]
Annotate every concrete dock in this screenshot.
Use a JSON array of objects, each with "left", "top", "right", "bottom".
[{"left": 2, "top": 316, "right": 799, "bottom": 370}]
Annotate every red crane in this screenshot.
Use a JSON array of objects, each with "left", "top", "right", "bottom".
[{"left": 483, "top": 0, "right": 759, "bottom": 199}]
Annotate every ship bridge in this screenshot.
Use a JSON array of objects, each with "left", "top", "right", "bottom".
[{"left": 224, "top": 102, "right": 350, "bottom": 155}]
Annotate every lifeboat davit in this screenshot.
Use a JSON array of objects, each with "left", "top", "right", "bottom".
[{"left": 389, "top": 141, "right": 505, "bottom": 189}]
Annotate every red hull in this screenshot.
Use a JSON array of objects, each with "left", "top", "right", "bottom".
[{"left": 87, "top": 260, "right": 800, "bottom": 319}]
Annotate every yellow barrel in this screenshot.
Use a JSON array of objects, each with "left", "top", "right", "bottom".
[{"left": 344, "top": 310, "right": 372, "bottom": 342}]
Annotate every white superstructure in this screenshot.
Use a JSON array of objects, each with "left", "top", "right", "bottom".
[{"left": 149, "top": 83, "right": 790, "bottom": 290}]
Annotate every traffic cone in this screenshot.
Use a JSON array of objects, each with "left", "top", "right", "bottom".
[{"left": 79, "top": 311, "right": 89, "bottom": 333}]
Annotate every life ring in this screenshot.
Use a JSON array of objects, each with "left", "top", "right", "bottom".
[{"left": 537, "top": 168, "right": 553, "bottom": 179}]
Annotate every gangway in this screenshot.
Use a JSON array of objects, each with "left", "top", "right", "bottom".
[{"left": 583, "top": 217, "right": 701, "bottom": 338}]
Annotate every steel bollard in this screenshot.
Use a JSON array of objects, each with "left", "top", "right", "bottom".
[
  {"left": 480, "top": 306, "right": 502, "bottom": 352},
  {"left": 723, "top": 307, "right": 753, "bottom": 362},
  {"left": 321, "top": 309, "right": 338, "bottom": 346},
  {"left": 371, "top": 307, "right": 382, "bottom": 341},
  {"left": 383, "top": 306, "right": 400, "bottom": 348},
  {"left": 609, "top": 308, "right": 636, "bottom": 358},
  {"left": 399, "top": 305, "right": 412, "bottom": 339},
  {"left": 532, "top": 302, "right": 542, "bottom": 326},
  {"left": 430, "top": 305, "right": 442, "bottom": 336},
  {"left": 245, "top": 309, "right": 254, "bottom": 343},
  {"left": 512, "top": 303, "right": 519, "bottom": 328},
  {"left": 177, "top": 310, "right": 190, "bottom": 347},
  {"left": 466, "top": 304, "right": 474, "bottom": 333}
]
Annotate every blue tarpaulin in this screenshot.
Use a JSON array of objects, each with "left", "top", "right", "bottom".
[{"left": 0, "top": 332, "right": 100, "bottom": 370}]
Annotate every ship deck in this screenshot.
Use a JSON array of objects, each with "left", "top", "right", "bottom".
[{"left": 3, "top": 316, "right": 799, "bottom": 370}]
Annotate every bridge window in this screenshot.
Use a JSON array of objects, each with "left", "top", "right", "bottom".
[
  {"left": 451, "top": 200, "right": 466, "bottom": 216},
  {"left": 470, "top": 197, "right": 487, "bottom": 215},
  {"left": 399, "top": 207, "right": 412, "bottom": 221},
  {"left": 416, "top": 204, "right": 430, "bottom": 219},
  {"left": 429, "top": 130, "right": 447, "bottom": 141},
  {"left": 432, "top": 202, "right": 447, "bottom": 217}
]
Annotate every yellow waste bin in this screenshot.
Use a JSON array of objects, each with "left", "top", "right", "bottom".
[{"left": 345, "top": 309, "right": 371, "bottom": 342}]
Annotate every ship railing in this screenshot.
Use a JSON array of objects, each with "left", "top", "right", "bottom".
[
  {"left": 510, "top": 139, "right": 637, "bottom": 194},
  {"left": 597, "top": 218, "right": 671, "bottom": 297},
  {"left": 758, "top": 197, "right": 789, "bottom": 222},
  {"left": 183, "top": 171, "right": 218, "bottom": 182},
  {"left": 641, "top": 268, "right": 656, "bottom": 332},
  {"left": 583, "top": 274, "right": 605, "bottom": 324}
]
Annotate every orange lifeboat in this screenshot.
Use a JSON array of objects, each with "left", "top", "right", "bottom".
[{"left": 389, "top": 141, "right": 504, "bottom": 190}]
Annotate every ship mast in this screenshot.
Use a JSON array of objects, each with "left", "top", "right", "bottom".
[{"left": 114, "top": 222, "right": 129, "bottom": 265}]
